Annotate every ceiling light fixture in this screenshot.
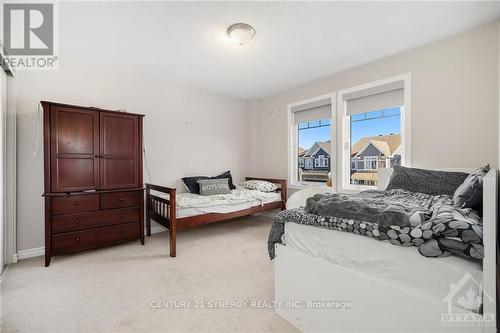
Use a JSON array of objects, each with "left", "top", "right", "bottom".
[{"left": 227, "top": 23, "right": 255, "bottom": 46}]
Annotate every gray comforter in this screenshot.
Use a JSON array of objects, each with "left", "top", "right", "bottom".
[{"left": 268, "top": 189, "right": 483, "bottom": 260}]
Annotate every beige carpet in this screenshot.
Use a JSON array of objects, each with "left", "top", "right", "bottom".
[{"left": 1, "top": 213, "right": 298, "bottom": 333}]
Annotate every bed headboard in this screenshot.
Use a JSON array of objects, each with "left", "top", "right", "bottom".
[{"left": 481, "top": 168, "right": 497, "bottom": 324}]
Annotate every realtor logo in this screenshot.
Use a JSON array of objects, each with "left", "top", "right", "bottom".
[
  {"left": 4, "top": 3, "right": 54, "bottom": 55},
  {"left": 441, "top": 272, "right": 495, "bottom": 328},
  {"left": 2, "top": 2, "right": 58, "bottom": 70}
]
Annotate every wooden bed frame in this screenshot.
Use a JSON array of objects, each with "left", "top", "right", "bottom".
[{"left": 145, "top": 177, "right": 287, "bottom": 257}]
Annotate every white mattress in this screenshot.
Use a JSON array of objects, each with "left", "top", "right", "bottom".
[
  {"left": 283, "top": 222, "right": 483, "bottom": 310},
  {"left": 156, "top": 187, "right": 281, "bottom": 219}
]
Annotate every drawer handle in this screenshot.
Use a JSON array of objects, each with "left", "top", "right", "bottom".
[
  {"left": 119, "top": 198, "right": 125, "bottom": 202},
  {"left": 120, "top": 213, "right": 125, "bottom": 218},
  {"left": 74, "top": 202, "right": 80, "bottom": 207},
  {"left": 75, "top": 237, "right": 80, "bottom": 242},
  {"left": 75, "top": 219, "right": 80, "bottom": 224}
]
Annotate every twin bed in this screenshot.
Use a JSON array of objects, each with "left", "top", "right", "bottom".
[
  {"left": 145, "top": 177, "right": 286, "bottom": 257},
  {"left": 273, "top": 167, "right": 497, "bottom": 332}
]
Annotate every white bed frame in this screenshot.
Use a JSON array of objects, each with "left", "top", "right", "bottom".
[{"left": 274, "top": 168, "right": 497, "bottom": 332}]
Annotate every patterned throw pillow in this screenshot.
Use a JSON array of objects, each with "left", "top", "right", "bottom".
[
  {"left": 453, "top": 165, "right": 490, "bottom": 208},
  {"left": 239, "top": 180, "right": 278, "bottom": 192},
  {"left": 386, "top": 166, "right": 469, "bottom": 196},
  {"left": 197, "top": 178, "right": 231, "bottom": 196}
]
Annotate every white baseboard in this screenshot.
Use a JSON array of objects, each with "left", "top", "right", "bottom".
[
  {"left": 17, "top": 246, "right": 44, "bottom": 260},
  {"left": 15, "top": 228, "right": 167, "bottom": 261}
]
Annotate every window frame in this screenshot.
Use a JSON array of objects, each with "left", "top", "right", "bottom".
[
  {"left": 364, "top": 156, "right": 378, "bottom": 170},
  {"left": 336, "top": 73, "right": 412, "bottom": 193},
  {"left": 287, "top": 93, "right": 336, "bottom": 189}
]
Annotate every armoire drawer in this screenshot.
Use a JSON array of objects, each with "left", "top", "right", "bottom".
[
  {"left": 51, "top": 194, "right": 100, "bottom": 215},
  {"left": 101, "top": 191, "right": 141, "bottom": 209},
  {"left": 51, "top": 222, "right": 140, "bottom": 255},
  {"left": 51, "top": 207, "right": 141, "bottom": 233}
]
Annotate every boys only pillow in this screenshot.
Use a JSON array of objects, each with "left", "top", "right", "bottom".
[{"left": 197, "top": 179, "right": 232, "bottom": 196}]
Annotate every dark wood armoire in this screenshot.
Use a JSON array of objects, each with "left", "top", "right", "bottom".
[{"left": 42, "top": 101, "right": 145, "bottom": 266}]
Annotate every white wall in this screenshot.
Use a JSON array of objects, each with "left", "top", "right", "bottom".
[
  {"left": 14, "top": 64, "right": 249, "bottom": 252},
  {"left": 248, "top": 22, "right": 500, "bottom": 179},
  {"left": 13, "top": 20, "right": 500, "bottom": 254}
]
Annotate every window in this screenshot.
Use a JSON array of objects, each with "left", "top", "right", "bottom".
[
  {"left": 298, "top": 119, "right": 330, "bottom": 182},
  {"left": 363, "top": 156, "right": 379, "bottom": 170},
  {"left": 348, "top": 109, "right": 402, "bottom": 187},
  {"left": 305, "top": 158, "right": 312, "bottom": 168},
  {"left": 288, "top": 75, "right": 410, "bottom": 191},
  {"left": 315, "top": 155, "right": 328, "bottom": 168},
  {"left": 338, "top": 74, "right": 411, "bottom": 191},
  {"left": 288, "top": 94, "right": 335, "bottom": 187}
]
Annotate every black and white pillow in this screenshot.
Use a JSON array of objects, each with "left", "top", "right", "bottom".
[
  {"left": 212, "top": 171, "right": 236, "bottom": 190},
  {"left": 181, "top": 176, "right": 209, "bottom": 194},
  {"left": 453, "top": 165, "right": 490, "bottom": 208},
  {"left": 239, "top": 180, "right": 278, "bottom": 192},
  {"left": 182, "top": 170, "right": 236, "bottom": 194}
]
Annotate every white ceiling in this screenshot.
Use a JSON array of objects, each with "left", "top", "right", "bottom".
[{"left": 61, "top": 1, "right": 500, "bottom": 99}]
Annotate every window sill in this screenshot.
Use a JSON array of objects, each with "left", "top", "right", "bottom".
[
  {"left": 288, "top": 183, "right": 330, "bottom": 190},
  {"left": 339, "top": 185, "right": 377, "bottom": 194}
]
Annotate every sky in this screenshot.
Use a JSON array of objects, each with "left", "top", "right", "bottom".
[{"left": 298, "top": 107, "right": 401, "bottom": 151}]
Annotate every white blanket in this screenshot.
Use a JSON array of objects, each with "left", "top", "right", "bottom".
[
  {"left": 177, "top": 186, "right": 279, "bottom": 208},
  {"left": 158, "top": 186, "right": 280, "bottom": 209}
]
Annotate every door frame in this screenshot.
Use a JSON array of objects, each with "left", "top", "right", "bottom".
[{"left": 2, "top": 63, "right": 15, "bottom": 265}]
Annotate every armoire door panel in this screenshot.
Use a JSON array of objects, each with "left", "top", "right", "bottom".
[
  {"left": 56, "top": 111, "right": 95, "bottom": 154},
  {"left": 101, "top": 116, "right": 135, "bottom": 156},
  {"left": 99, "top": 113, "right": 139, "bottom": 189},
  {"left": 50, "top": 107, "right": 99, "bottom": 192},
  {"left": 102, "top": 159, "right": 135, "bottom": 188},
  {"left": 56, "top": 159, "right": 95, "bottom": 190}
]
